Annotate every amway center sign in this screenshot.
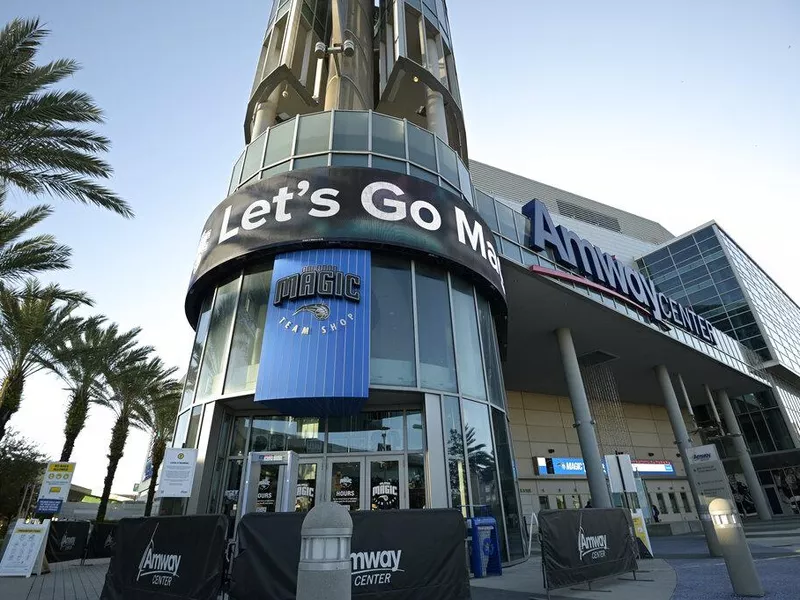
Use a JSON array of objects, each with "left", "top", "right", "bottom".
[{"left": 187, "top": 167, "right": 506, "bottom": 320}]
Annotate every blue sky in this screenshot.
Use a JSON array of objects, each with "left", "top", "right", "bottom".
[{"left": 1, "top": 0, "right": 797, "bottom": 494}]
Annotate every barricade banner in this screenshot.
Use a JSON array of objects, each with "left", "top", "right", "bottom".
[
  {"left": 87, "top": 522, "right": 117, "bottom": 559},
  {"left": 229, "top": 508, "right": 470, "bottom": 600},
  {"left": 539, "top": 508, "right": 637, "bottom": 590},
  {"left": 46, "top": 520, "right": 90, "bottom": 563},
  {"left": 100, "top": 515, "right": 227, "bottom": 600}
]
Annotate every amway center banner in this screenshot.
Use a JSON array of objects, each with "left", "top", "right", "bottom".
[{"left": 255, "top": 248, "right": 370, "bottom": 415}]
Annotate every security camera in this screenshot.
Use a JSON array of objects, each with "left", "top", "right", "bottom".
[
  {"left": 314, "top": 42, "right": 326, "bottom": 60},
  {"left": 342, "top": 39, "right": 355, "bottom": 57}
]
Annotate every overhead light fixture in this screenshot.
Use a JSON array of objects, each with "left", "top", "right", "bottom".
[{"left": 412, "top": 75, "right": 419, "bottom": 83}]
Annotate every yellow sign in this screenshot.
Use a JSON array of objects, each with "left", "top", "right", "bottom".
[
  {"left": 49, "top": 487, "right": 61, "bottom": 493},
  {"left": 631, "top": 510, "right": 653, "bottom": 557},
  {"left": 48, "top": 463, "right": 75, "bottom": 473}
]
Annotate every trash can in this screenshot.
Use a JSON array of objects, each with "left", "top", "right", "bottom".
[{"left": 466, "top": 516, "right": 502, "bottom": 577}]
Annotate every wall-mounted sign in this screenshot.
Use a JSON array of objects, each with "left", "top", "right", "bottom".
[
  {"left": 521, "top": 199, "right": 716, "bottom": 345},
  {"left": 187, "top": 167, "right": 506, "bottom": 323},
  {"left": 536, "top": 456, "right": 675, "bottom": 477},
  {"left": 37, "top": 462, "right": 75, "bottom": 510},
  {"left": 157, "top": 449, "right": 197, "bottom": 498},
  {"left": 255, "top": 248, "right": 371, "bottom": 415}
]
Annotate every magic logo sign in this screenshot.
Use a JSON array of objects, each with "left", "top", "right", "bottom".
[
  {"left": 522, "top": 199, "right": 716, "bottom": 345},
  {"left": 256, "top": 248, "right": 371, "bottom": 414}
]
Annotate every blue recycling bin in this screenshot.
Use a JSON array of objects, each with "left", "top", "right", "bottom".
[{"left": 466, "top": 516, "right": 502, "bottom": 578}]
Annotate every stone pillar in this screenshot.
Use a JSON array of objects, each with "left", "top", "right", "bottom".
[
  {"left": 654, "top": 365, "right": 722, "bottom": 556},
  {"left": 716, "top": 389, "right": 772, "bottom": 521},
  {"left": 424, "top": 37, "right": 449, "bottom": 144},
  {"left": 555, "top": 328, "right": 611, "bottom": 508}
]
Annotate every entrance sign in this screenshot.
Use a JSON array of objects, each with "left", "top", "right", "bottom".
[
  {"left": 522, "top": 199, "right": 716, "bottom": 345},
  {"left": 100, "top": 515, "right": 227, "bottom": 600},
  {"left": 186, "top": 167, "right": 507, "bottom": 325},
  {"left": 256, "top": 248, "right": 371, "bottom": 414},
  {"left": 230, "top": 509, "right": 471, "bottom": 599},
  {"left": 688, "top": 444, "right": 735, "bottom": 515},
  {"left": 157, "top": 448, "right": 197, "bottom": 498},
  {"left": 539, "top": 508, "right": 637, "bottom": 590},
  {"left": 37, "top": 461, "right": 75, "bottom": 507},
  {"left": 0, "top": 519, "right": 50, "bottom": 578}
]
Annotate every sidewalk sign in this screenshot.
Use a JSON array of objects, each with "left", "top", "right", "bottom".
[
  {"left": 157, "top": 449, "right": 197, "bottom": 498},
  {"left": 688, "top": 445, "right": 735, "bottom": 514},
  {"left": 0, "top": 519, "right": 50, "bottom": 577},
  {"left": 630, "top": 509, "right": 653, "bottom": 558},
  {"left": 37, "top": 462, "right": 76, "bottom": 513}
]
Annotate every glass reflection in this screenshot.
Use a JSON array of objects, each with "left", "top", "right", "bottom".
[
  {"left": 225, "top": 268, "right": 272, "bottom": 394},
  {"left": 370, "top": 459, "right": 401, "bottom": 509},
  {"left": 371, "top": 256, "right": 416, "bottom": 386},
  {"left": 415, "top": 264, "right": 456, "bottom": 391},
  {"left": 478, "top": 297, "right": 505, "bottom": 407},
  {"left": 451, "top": 278, "right": 486, "bottom": 399},
  {"left": 195, "top": 277, "right": 240, "bottom": 402},
  {"left": 408, "top": 453, "right": 427, "bottom": 508},
  {"left": 492, "top": 407, "right": 524, "bottom": 560},
  {"left": 250, "top": 416, "right": 324, "bottom": 454},
  {"left": 443, "top": 396, "right": 467, "bottom": 515},
  {"left": 295, "top": 463, "right": 318, "bottom": 512},
  {"left": 181, "top": 295, "right": 213, "bottom": 410},
  {"left": 406, "top": 410, "right": 424, "bottom": 450},
  {"left": 327, "top": 411, "right": 404, "bottom": 452}
]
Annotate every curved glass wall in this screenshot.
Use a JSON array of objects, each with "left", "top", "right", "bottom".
[
  {"left": 175, "top": 252, "right": 523, "bottom": 560},
  {"left": 228, "top": 110, "right": 475, "bottom": 207}
]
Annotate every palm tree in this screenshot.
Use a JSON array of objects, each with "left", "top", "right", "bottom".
[
  {"left": 95, "top": 354, "right": 177, "bottom": 522},
  {"left": 51, "top": 319, "right": 145, "bottom": 461},
  {"left": 140, "top": 378, "right": 181, "bottom": 516},
  {"left": 0, "top": 189, "right": 71, "bottom": 282},
  {"left": 0, "top": 18, "right": 132, "bottom": 217},
  {"left": 0, "top": 279, "right": 91, "bottom": 442}
]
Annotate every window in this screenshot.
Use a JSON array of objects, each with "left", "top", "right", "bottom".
[
  {"left": 656, "top": 493, "right": 668, "bottom": 514},
  {"left": 332, "top": 111, "right": 368, "bottom": 151},
  {"left": 463, "top": 400, "right": 504, "bottom": 549},
  {"left": 371, "top": 113, "right": 405, "bottom": 158},
  {"left": 327, "top": 411, "right": 404, "bottom": 452},
  {"left": 331, "top": 153, "right": 369, "bottom": 167},
  {"left": 436, "top": 138, "right": 459, "bottom": 184},
  {"left": 295, "top": 111, "right": 330, "bottom": 155},
  {"left": 370, "top": 256, "right": 416, "bottom": 386},
  {"left": 493, "top": 407, "right": 524, "bottom": 559},
  {"left": 539, "top": 496, "right": 550, "bottom": 510},
  {"left": 225, "top": 268, "right": 272, "bottom": 394},
  {"left": 668, "top": 492, "right": 680, "bottom": 513},
  {"left": 495, "top": 203, "right": 517, "bottom": 240},
  {"left": 293, "top": 154, "right": 328, "bottom": 170},
  {"left": 478, "top": 297, "right": 505, "bottom": 408},
  {"left": 406, "top": 410, "right": 424, "bottom": 450},
  {"left": 173, "top": 411, "right": 190, "bottom": 448},
  {"left": 195, "top": 277, "right": 240, "bottom": 403},
  {"left": 451, "top": 278, "right": 486, "bottom": 399},
  {"left": 185, "top": 405, "right": 204, "bottom": 449},
  {"left": 371, "top": 156, "right": 406, "bottom": 173},
  {"left": 264, "top": 119, "right": 295, "bottom": 165},
  {"left": 407, "top": 123, "right": 437, "bottom": 170},
  {"left": 242, "top": 133, "right": 266, "bottom": 181},
  {"left": 555, "top": 495, "right": 566, "bottom": 509},
  {"left": 475, "top": 191, "right": 498, "bottom": 230},
  {"left": 680, "top": 492, "right": 692, "bottom": 513},
  {"left": 408, "top": 453, "right": 426, "bottom": 509},
  {"left": 415, "top": 264, "right": 456, "bottom": 391},
  {"left": 230, "top": 417, "right": 250, "bottom": 457},
  {"left": 181, "top": 296, "right": 213, "bottom": 410},
  {"left": 443, "top": 396, "right": 467, "bottom": 514},
  {"left": 250, "top": 416, "right": 324, "bottom": 454}
]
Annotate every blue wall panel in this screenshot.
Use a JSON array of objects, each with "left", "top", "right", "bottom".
[{"left": 255, "top": 248, "right": 371, "bottom": 415}]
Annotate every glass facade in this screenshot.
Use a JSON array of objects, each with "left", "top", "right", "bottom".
[
  {"left": 176, "top": 251, "right": 523, "bottom": 560},
  {"left": 229, "top": 111, "right": 474, "bottom": 205},
  {"left": 637, "top": 226, "right": 770, "bottom": 360}
]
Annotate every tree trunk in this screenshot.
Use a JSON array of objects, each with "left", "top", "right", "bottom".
[
  {"left": 60, "top": 389, "right": 89, "bottom": 462},
  {"left": 144, "top": 441, "right": 166, "bottom": 517},
  {"left": 96, "top": 414, "right": 129, "bottom": 522},
  {"left": 0, "top": 367, "right": 24, "bottom": 443}
]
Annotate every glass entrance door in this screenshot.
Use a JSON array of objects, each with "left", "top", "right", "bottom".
[
  {"left": 295, "top": 460, "right": 321, "bottom": 512},
  {"left": 328, "top": 458, "right": 365, "bottom": 511},
  {"left": 368, "top": 456, "right": 406, "bottom": 510}
]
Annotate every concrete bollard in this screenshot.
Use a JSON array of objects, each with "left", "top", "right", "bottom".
[
  {"left": 296, "top": 502, "right": 353, "bottom": 600},
  {"left": 709, "top": 498, "right": 764, "bottom": 597}
]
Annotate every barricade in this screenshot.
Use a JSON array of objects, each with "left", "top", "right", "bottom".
[
  {"left": 100, "top": 514, "right": 227, "bottom": 600},
  {"left": 86, "top": 522, "right": 117, "bottom": 560},
  {"left": 229, "top": 508, "right": 470, "bottom": 600},
  {"left": 46, "top": 520, "right": 90, "bottom": 563},
  {"left": 539, "top": 508, "right": 638, "bottom": 593}
]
